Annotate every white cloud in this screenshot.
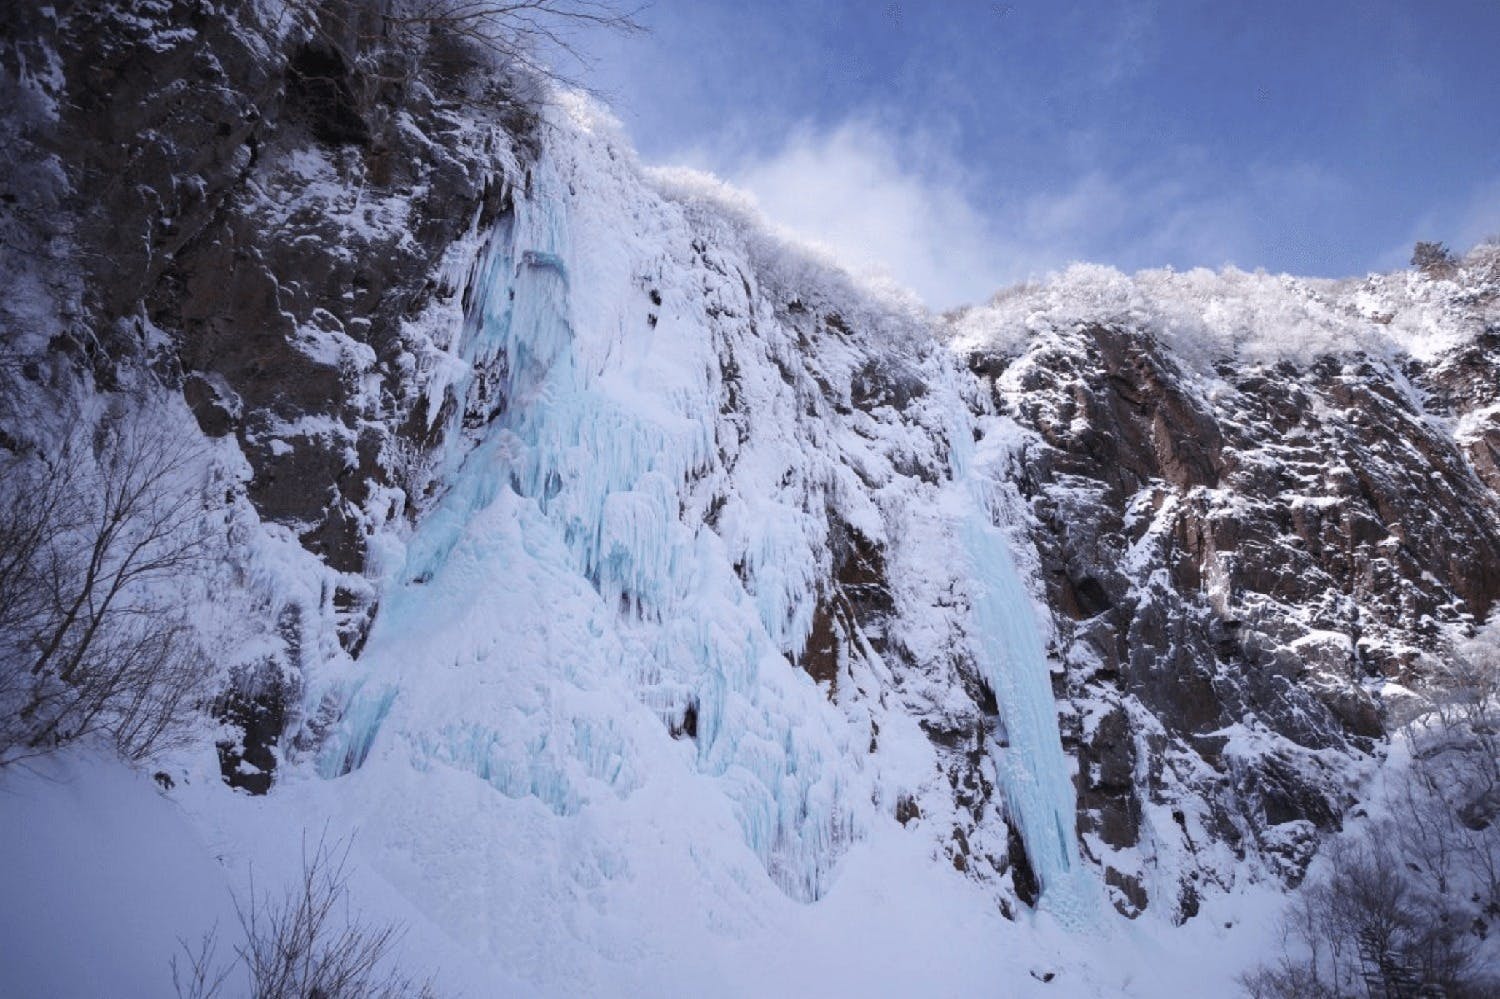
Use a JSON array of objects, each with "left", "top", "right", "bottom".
[
  {"left": 1374, "top": 175, "right": 1500, "bottom": 272},
  {"left": 659, "top": 118, "right": 1332, "bottom": 309},
  {"left": 723, "top": 122, "right": 1015, "bottom": 308},
  {"left": 666, "top": 118, "right": 1106, "bottom": 308},
  {"left": 1449, "top": 178, "right": 1500, "bottom": 251}
]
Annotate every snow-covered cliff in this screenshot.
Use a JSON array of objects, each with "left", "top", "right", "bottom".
[{"left": 2, "top": 3, "right": 1498, "bottom": 996}]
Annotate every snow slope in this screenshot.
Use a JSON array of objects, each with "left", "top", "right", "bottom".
[{"left": 0, "top": 746, "right": 1288, "bottom": 997}]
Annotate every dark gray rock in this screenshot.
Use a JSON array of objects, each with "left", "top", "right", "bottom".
[
  {"left": 966, "top": 311, "right": 1500, "bottom": 915},
  {"left": 2, "top": 0, "right": 534, "bottom": 792}
]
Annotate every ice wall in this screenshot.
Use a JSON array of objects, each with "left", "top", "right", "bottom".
[
  {"left": 313, "top": 97, "right": 1094, "bottom": 931},
  {"left": 952, "top": 423, "right": 1098, "bottom": 927},
  {"left": 318, "top": 114, "right": 865, "bottom": 903}
]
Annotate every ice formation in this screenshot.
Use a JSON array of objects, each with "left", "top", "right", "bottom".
[
  {"left": 314, "top": 96, "right": 1091, "bottom": 921},
  {"left": 13, "top": 9, "right": 1500, "bottom": 996},
  {"left": 953, "top": 425, "right": 1096, "bottom": 923}
]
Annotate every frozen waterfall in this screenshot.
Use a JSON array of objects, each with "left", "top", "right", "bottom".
[
  {"left": 315, "top": 109, "right": 1093, "bottom": 927},
  {"left": 953, "top": 426, "right": 1098, "bottom": 928}
]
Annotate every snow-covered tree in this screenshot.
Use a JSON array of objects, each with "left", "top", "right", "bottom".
[{"left": 1242, "top": 621, "right": 1500, "bottom": 998}]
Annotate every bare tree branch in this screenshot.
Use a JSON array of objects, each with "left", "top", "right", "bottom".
[
  {"left": 0, "top": 412, "right": 216, "bottom": 766},
  {"left": 280, "top": 0, "right": 646, "bottom": 99},
  {"left": 174, "top": 833, "right": 438, "bottom": 999}
]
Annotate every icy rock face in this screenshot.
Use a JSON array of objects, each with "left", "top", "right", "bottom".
[
  {"left": 10, "top": 0, "right": 1500, "bottom": 941},
  {"left": 2, "top": 0, "right": 526, "bottom": 788},
  {"left": 3, "top": 0, "right": 519, "bottom": 610},
  {"left": 4, "top": 0, "right": 1087, "bottom": 918},
  {"left": 309, "top": 107, "right": 1092, "bottom": 912},
  {"left": 956, "top": 260, "right": 1500, "bottom": 917}
]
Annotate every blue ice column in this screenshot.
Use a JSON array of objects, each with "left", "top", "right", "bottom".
[
  {"left": 315, "top": 179, "right": 563, "bottom": 778},
  {"left": 955, "top": 449, "right": 1096, "bottom": 925}
]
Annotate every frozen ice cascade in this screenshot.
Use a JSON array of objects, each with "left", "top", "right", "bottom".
[
  {"left": 318, "top": 107, "right": 865, "bottom": 905},
  {"left": 952, "top": 420, "right": 1099, "bottom": 927},
  {"left": 314, "top": 98, "right": 1095, "bottom": 926}
]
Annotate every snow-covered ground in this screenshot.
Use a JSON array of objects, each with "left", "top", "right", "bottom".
[{"left": 0, "top": 746, "right": 1289, "bottom": 997}]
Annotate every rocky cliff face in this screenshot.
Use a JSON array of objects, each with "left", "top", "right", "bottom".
[
  {"left": 4, "top": 0, "right": 525, "bottom": 621},
  {"left": 5, "top": 0, "right": 1499, "bottom": 940},
  {"left": 3, "top": 0, "right": 532, "bottom": 786},
  {"left": 955, "top": 264, "right": 1500, "bottom": 916}
]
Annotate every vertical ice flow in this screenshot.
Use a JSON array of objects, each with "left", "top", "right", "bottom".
[
  {"left": 318, "top": 128, "right": 1095, "bottom": 918},
  {"left": 320, "top": 139, "right": 860, "bottom": 902},
  {"left": 953, "top": 433, "right": 1096, "bottom": 928}
]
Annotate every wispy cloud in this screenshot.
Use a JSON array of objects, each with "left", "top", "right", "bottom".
[
  {"left": 664, "top": 118, "right": 1331, "bottom": 308},
  {"left": 588, "top": 0, "right": 1500, "bottom": 302},
  {"left": 721, "top": 121, "right": 1012, "bottom": 308}
]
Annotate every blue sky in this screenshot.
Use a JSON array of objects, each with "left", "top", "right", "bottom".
[{"left": 578, "top": 0, "right": 1500, "bottom": 307}]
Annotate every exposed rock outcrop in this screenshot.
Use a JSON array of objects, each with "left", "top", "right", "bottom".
[
  {"left": 1, "top": 0, "right": 529, "bottom": 789},
  {"left": 958, "top": 260, "right": 1500, "bottom": 914}
]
